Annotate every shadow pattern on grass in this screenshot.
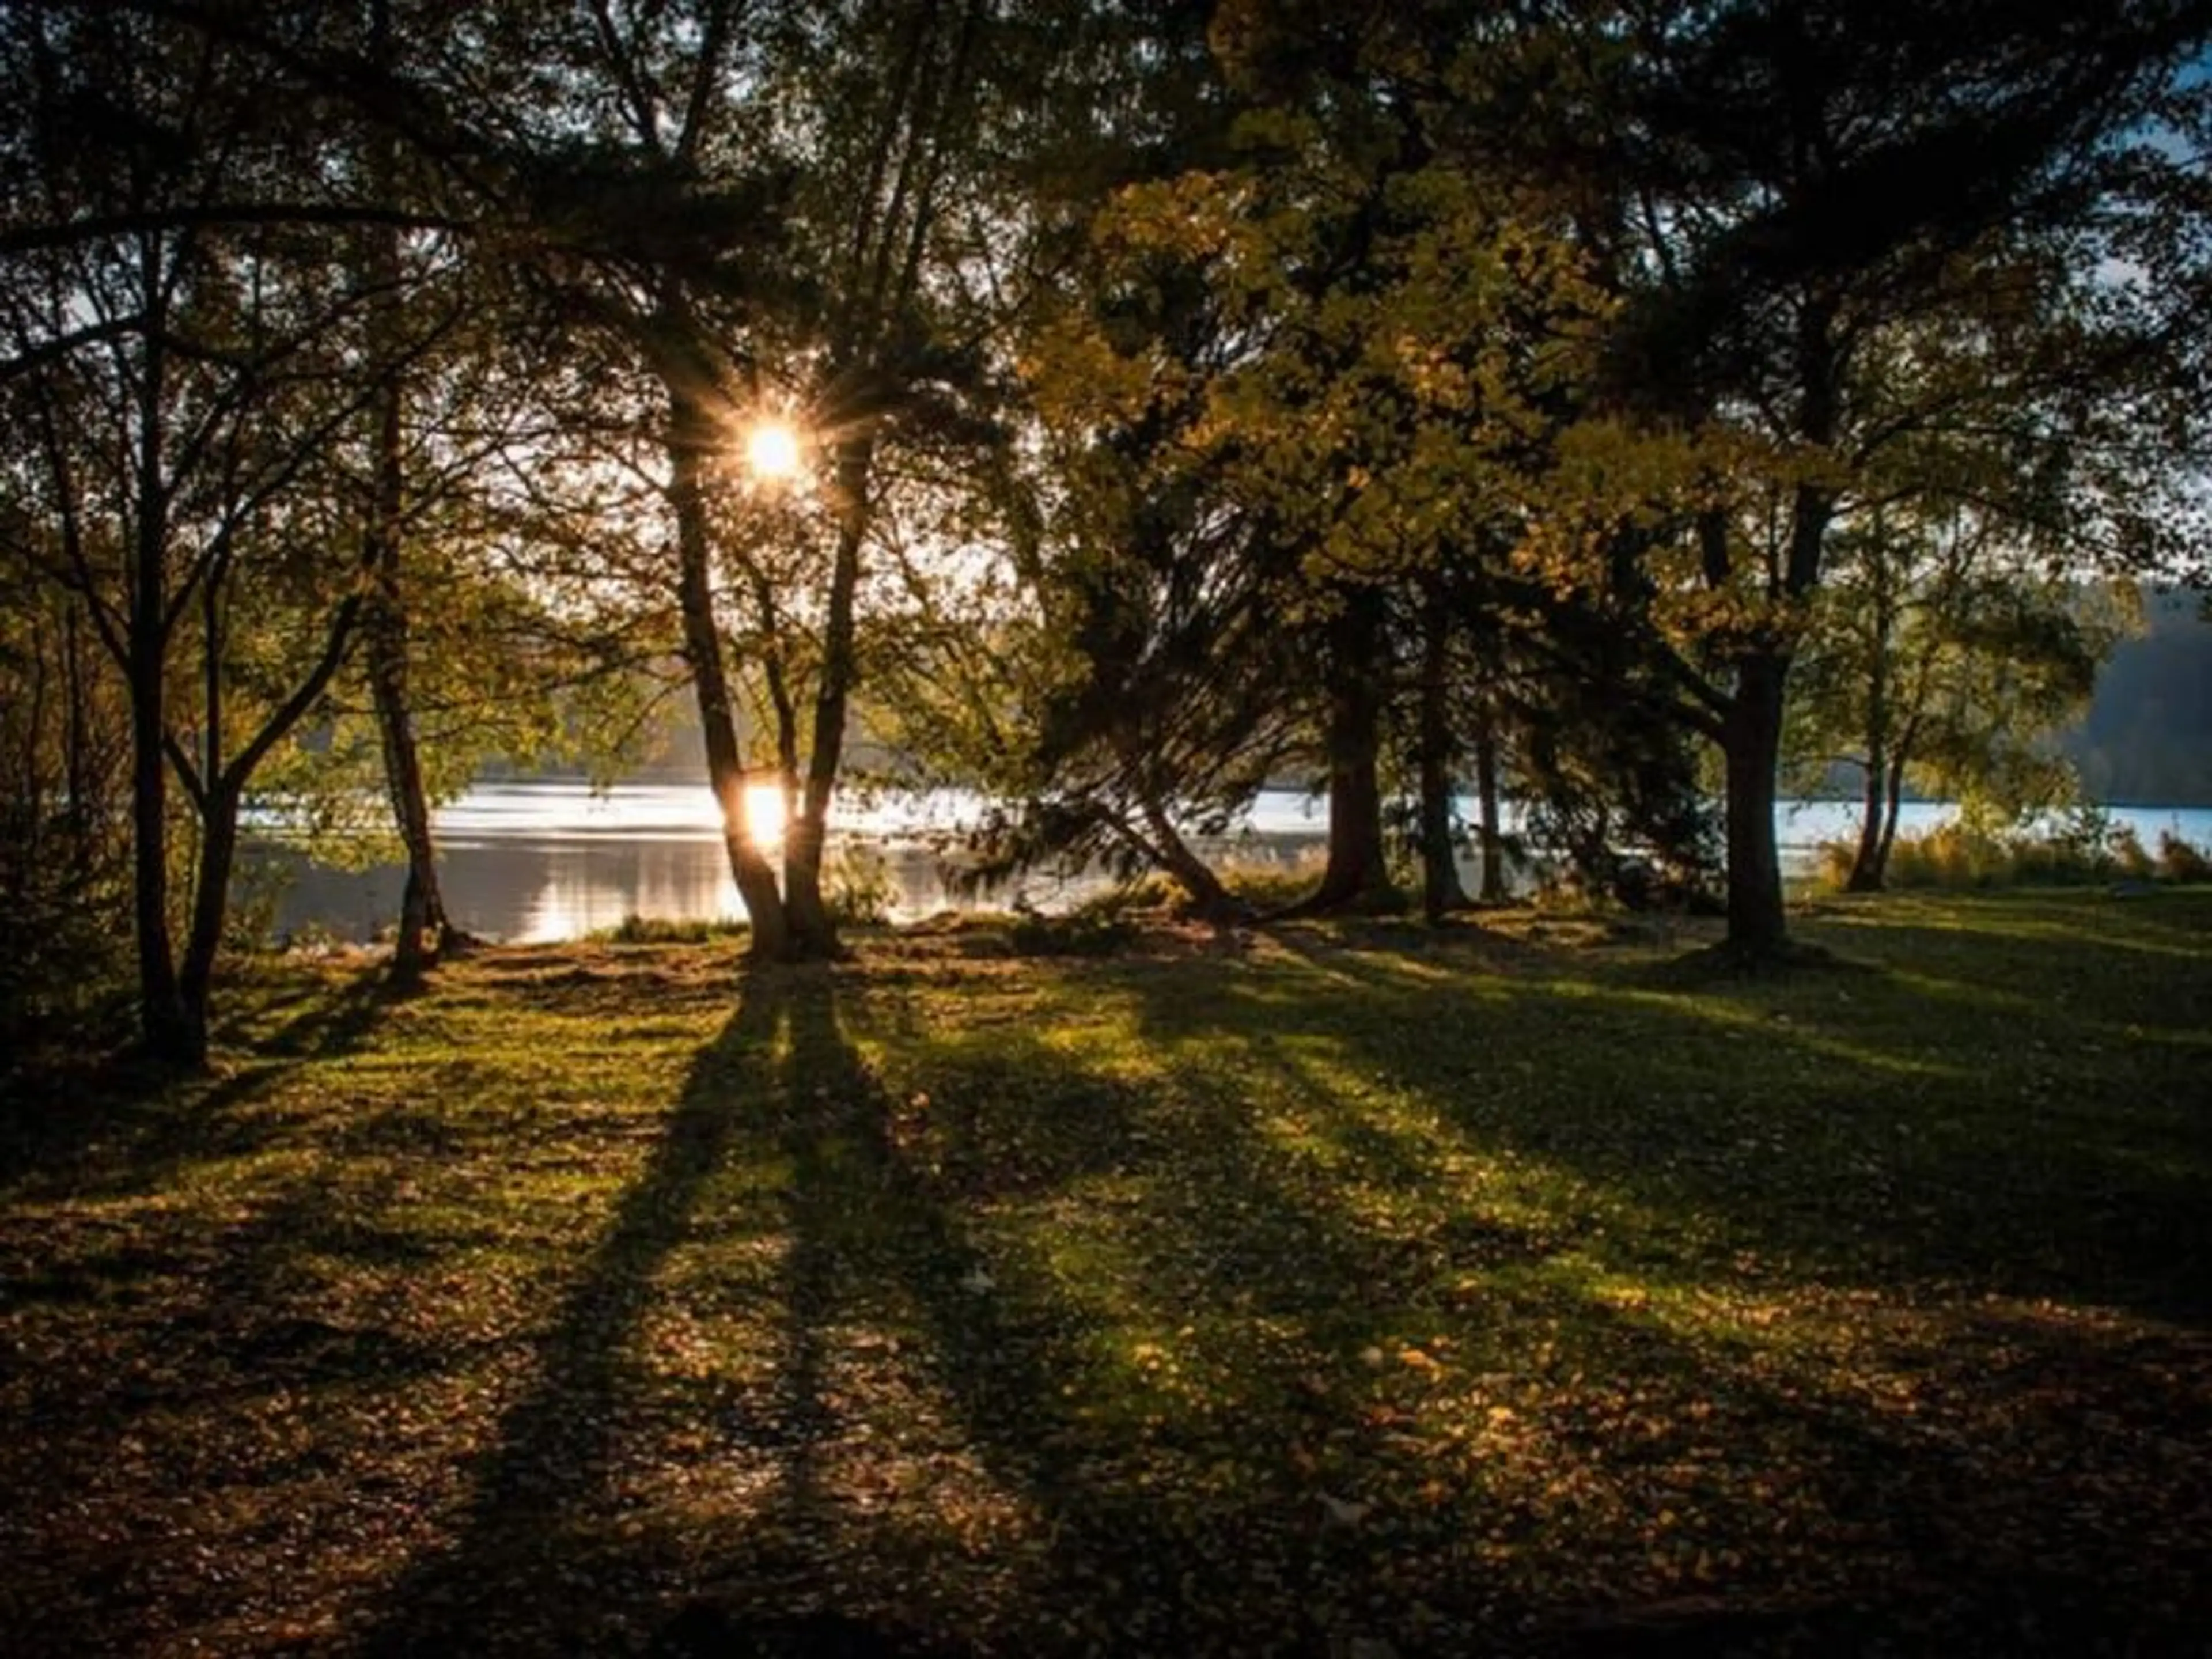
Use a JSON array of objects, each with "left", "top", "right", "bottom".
[{"left": 6, "top": 907, "right": 2210, "bottom": 1657}]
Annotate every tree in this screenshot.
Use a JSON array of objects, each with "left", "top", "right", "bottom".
[
  {"left": 1791, "top": 503, "right": 2134, "bottom": 888},
  {"left": 3, "top": 7, "right": 367, "bottom": 1060},
  {"left": 1527, "top": 0, "right": 2212, "bottom": 956},
  {"left": 463, "top": 0, "right": 802, "bottom": 957},
  {"left": 738, "top": 0, "right": 1016, "bottom": 959}
]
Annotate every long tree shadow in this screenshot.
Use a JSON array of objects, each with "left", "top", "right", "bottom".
[
  {"left": 329, "top": 929, "right": 2212, "bottom": 1657},
  {"left": 859, "top": 954, "right": 2212, "bottom": 1654},
  {"left": 1122, "top": 927, "right": 2212, "bottom": 1325},
  {"left": 1041, "top": 940, "right": 2212, "bottom": 1647},
  {"left": 354, "top": 979, "right": 782, "bottom": 1656},
  {"left": 675, "top": 972, "right": 1536, "bottom": 1656}
]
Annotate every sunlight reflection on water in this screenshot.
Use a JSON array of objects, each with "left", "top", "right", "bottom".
[{"left": 262, "top": 782, "right": 2212, "bottom": 945}]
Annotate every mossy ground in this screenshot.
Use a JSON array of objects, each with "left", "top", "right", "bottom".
[{"left": 3, "top": 891, "right": 2208, "bottom": 1656}]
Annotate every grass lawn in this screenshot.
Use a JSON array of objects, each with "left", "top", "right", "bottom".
[{"left": 2, "top": 891, "right": 2208, "bottom": 1657}]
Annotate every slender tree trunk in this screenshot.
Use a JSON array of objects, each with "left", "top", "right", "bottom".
[
  {"left": 364, "top": 0, "right": 449, "bottom": 987},
  {"left": 173, "top": 782, "right": 245, "bottom": 1067},
  {"left": 130, "top": 642, "right": 185, "bottom": 1065},
  {"left": 129, "top": 282, "right": 191, "bottom": 1063},
  {"left": 364, "top": 484, "right": 449, "bottom": 975},
  {"left": 1290, "top": 586, "right": 1399, "bottom": 915},
  {"left": 1846, "top": 745, "right": 1887, "bottom": 892},
  {"left": 1137, "top": 794, "right": 1238, "bottom": 919},
  {"left": 783, "top": 437, "right": 873, "bottom": 960},
  {"left": 60, "top": 608, "right": 80, "bottom": 844},
  {"left": 62, "top": 604, "right": 95, "bottom": 881},
  {"left": 1722, "top": 650, "right": 1790, "bottom": 956},
  {"left": 1874, "top": 730, "right": 1912, "bottom": 882},
  {"left": 363, "top": 342, "right": 451, "bottom": 980},
  {"left": 666, "top": 381, "right": 788, "bottom": 960},
  {"left": 1474, "top": 698, "right": 1508, "bottom": 904},
  {"left": 1415, "top": 581, "right": 1469, "bottom": 922},
  {"left": 1846, "top": 508, "right": 1893, "bottom": 892},
  {"left": 16, "top": 628, "right": 50, "bottom": 868}
]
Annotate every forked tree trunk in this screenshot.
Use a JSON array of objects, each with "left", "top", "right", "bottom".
[
  {"left": 363, "top": 323, "right": 450, "bottom": 980},
  {"left": 174, "top": 781, "right": 244, "bottom": 1065},
  {"left": 129, "top": 632, "right": 190, "bottom": 1062},
  {"left": 1846, "top": 514, "right": 1895, "bottom": 893},
  {"left": 1873, "top": 737, "right": 1911, "bottom": 884},
  {"left": 364, "top": 485, "right": 450, "bottom": 978},
  {"left": 666, "top": 381, "right": 789, "bottom": 961},
  {"left": 1845, "top": 743, "right": 1887, "bottom": 893},
  {"left": 783, "top": 438, "right": 873, "bottom": 960}
]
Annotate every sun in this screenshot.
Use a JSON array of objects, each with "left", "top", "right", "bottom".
[
  {"left": 743, "top": 418, "right": 804, "bottom": 483},
  {"left": 743, "top": 781, "right": 788, "bottom": 847}
]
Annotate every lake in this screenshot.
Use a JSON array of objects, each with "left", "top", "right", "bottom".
[{"left": 259, "top": 781, "right": 2212, "bottom": 945}]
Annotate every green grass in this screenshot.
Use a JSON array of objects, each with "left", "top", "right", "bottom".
[{"left": 2, "top": 892, "right": 2209, "bottom": 1656}]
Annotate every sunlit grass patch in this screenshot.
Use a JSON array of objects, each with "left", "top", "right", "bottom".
[{"left": 3, "top": 891, "right": 2210, "bottom": 1655}]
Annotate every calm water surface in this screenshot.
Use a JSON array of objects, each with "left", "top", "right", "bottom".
[{"left": 264, "top": 782, "right": 2212, "bottom": 945}]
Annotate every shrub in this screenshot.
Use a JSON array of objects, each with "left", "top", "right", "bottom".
[
  {"left": 1812, "top": 836, "right": 1862, "bottom": 892},
  {"left": 1222, "top": 867, "right": 1320, "bottom": 912},
  {"left": 1069, "top": 873, "right": 1180, "bottom": 922},
  {"left": 2110, "top": 826, "right": 2157, "bottom": 882},
  {"left": 0, "top": 800, "right": 133, "bottom": 1062},
  {"left": 224, "top": 847, "right": 296, "bottom": 958},
  {"left": 2157, "top": 831, "right": 2211, "bottom": 884},
  {"left": 1836, "top": 812, "right": 2206, "bottom": 892},
  {"left": 0, "top": 878, "right": 132, "bottom": 1063},
  {"left": 1221, "top": 845, "right": 1330, "bottom": 913},
  {"left": 1007, "top": 908, "right": 1137, "bottom": 957},
  {"left": 824, "top": 844, "right": 899, "bottom": 928},
  {"left": 595, "top": 914, "right": 749, "bottom": 945}
]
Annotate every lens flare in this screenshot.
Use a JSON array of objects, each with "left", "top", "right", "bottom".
[
  {"left": 743, "top": 781, "right": 788, "bottom": 847},
  {"left": 744, "top": 420, "right": 803, "bottom": 482}
]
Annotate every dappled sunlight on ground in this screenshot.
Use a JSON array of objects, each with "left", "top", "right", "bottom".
[{"left": 2, "top": 891, "right": 2209, "bottom": 1654}]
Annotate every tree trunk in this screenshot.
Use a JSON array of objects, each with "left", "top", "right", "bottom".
[
  {"left": 1474, "top": 699, "right": 1508, "bottom": 903},
  {"left": 173, "top": 782, "right": 245, "bottom": 1069},
  {"left": 365, "top": 514, "right": 448, "bottom": 981},
  {"left": 1415, "top": 582, "right": 1468, "bottom": 922},
  {"left": 1290, "top": 587, "right": 1399, "bottom": 915},
  {"left": 1845, "top": 744, "right": 1887, "bottom": 892},
  {"left": 1722, "top": 296, "right": 1840, "bottom": 956},
  {"left": 128, "top": 279, "right": 190, "bottom": 1063},
  {"left": 1873, "top": 738, "right": 1911, "bottom": 883},
  {"left": 365, "top": 0, "right": 450, "bottom": 989},
  {"left": 1722, "top": 650, "right": 1790, "bottom": 957},
  {"left": 128, "top": 635, "right": 190, "bottom": 1061},
  {"left": 1137, "top": 794, "right": 1238, "bottom": 919},
  {"left": 666, "top": 382, "right": 788, "bottom": 960},
  {"left": 1846, "top": 506, "right": 1893, "bottom": 893},
  {"left": 783, "top": 437, "right": 873, "bottom": 960},
  {"left": 62, "top": 604, "right": 93, "bottom": 877},
  {"left": 1317, "top": 705, "right": 1394, "bottom": 911}
]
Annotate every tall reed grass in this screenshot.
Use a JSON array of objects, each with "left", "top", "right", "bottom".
[{"left": 1816, "top": 809, "right": 2209, "bottom": 892}]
